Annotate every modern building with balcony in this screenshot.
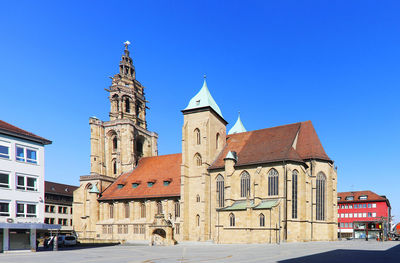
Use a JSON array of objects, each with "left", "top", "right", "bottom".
[
  {"left": 0, "top": 120, "right": 59, "bottom": 252},
  {"left": 337, "top": 190, "right": 391, "bottom": 239}
]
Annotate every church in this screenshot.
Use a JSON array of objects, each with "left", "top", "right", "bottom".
[{"left": 73, "top": 43, "right": 338, "bottom": 244}]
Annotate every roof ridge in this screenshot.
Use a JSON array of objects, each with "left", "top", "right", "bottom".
[
  {"left": 227, "top": 121, "right": 304, "bottom": 138},
  {"left": 0, "top": 119, "right": 51, "bottom": 144}
]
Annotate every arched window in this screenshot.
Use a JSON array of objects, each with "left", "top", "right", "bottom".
[
  {"left": 124, "top": 202, "right": 130, "bottom": 218},
  {"left": 259, "top": 213, "right": 265, "bottom": 227},
  {"left": 140, "top": 202, "right": 146, "bottom": 218},
  {"left": 157, "top": 201, "right": 163, "bottom": 214},
  {"left": 196, "top": 214, "right": 200, "bottom": 227},
  {"left": 292, "top": 170, "right": 298, "bottom": 219},
  {"left": 125, "top": 97, "right": 130, "bottom": 113},
  {"left": 112, "top": 94, "right": 119, "bottom": 112},
  {"left": 268, "top": 168, "right": 279, "bottom": 196},
  {"left": 174, "top": 201, "right": 180, "bottom": 218},
  {"left": 112, "top": 159, "right": 117, "bottom": 175},
  {"left": 195, "top": 128, "right": 201, "bottom": 145},
  {"left": 136, "top": 102, "right": 142, "bottom": 118},
  {"left": 216, "top": 133, "right": 220, "bottom": 149},
  {"left": 113, "top": 136, "right": 118, "bottom": 151},
  {"left": 196, "top": 194, "right": 200, "bottom": 203},
  {"left": 229, "top": 213, "right": 235, "bottom": 227},
  {"left": 194, "top": 153, "right": 202, "bottom": 166},
  {"left": 216, "top": 174, "right": 224, "bottom": 208},
  {"left": 240, "top": 171, "right": 250, "bottom": 198},
  {"left": 109, "top": 204, "right": 114, "bottom": 219},
  {"left": 316, "top": 172, "right": 326, "bottom": 221}
]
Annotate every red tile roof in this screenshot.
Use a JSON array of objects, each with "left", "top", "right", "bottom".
[
  {"left": 45, "top": 181, "right": 78, "bottom": 197},
  {"left": 338, "top": 190, "right": 388, "bottom": 203},
  {"left": 99, "top": 153, "right": 181, "bottom": 200},
  {"left": 0, "top": 120, "right": 52, "bottom": 145},
  {"left": 209, "top": 121, "right": 331, "bottom": 169}
]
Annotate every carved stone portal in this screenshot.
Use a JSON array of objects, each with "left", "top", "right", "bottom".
[{"left": 149, "top": 214, "right": 176, "bottom": 246}]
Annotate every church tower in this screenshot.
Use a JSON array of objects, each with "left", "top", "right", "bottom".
[
  {"left": 181, "top": 77, "right": 227, "bottom": 241},
  {"left": 73, "top": 42, "right": 158, "bottom": 240},
  {"left": 90, "top": 41, "right": 158, "bottom": 178}
]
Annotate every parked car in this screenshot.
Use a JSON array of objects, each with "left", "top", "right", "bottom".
[{"left": 64, "top": 235, "right": 77, "bottom": 246}]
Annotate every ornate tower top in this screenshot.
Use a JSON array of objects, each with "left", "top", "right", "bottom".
[
  {"left": 108, "top": 42, "right": 147, "bottom": 128},
  {"left": 119, "top": 41, "right": 135, "bottom": 79}
]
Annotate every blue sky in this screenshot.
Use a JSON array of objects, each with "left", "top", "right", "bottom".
[{"left": 1, "top": 1, "right": 399, "bottom": 221}]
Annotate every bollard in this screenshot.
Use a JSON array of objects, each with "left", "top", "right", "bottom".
[{"left": 53, "top": 236, "right": 58, "bottom": 251}]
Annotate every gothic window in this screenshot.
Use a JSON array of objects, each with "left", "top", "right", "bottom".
[
  {"left": 109, "top": 204, "right": 114, "bottom": 219},
  {"left": 125, "top": 98, "right": 130, "bottom": 113},
  {"left": 229, "top": 213, "right": 235, "bottom": 227},
  {"left": 216, "top": 133, "right": 220, "bottom": 149},
  {"left": 140, "top": 202, "right": 146, "bottom": 218},
  {"left": 195, "top": 128, "right": 201, "bottom": 145},
  {"left": 112, "top": 159, "right": 117, "bottom": 175},
  {"left": 113, "top": 136, "right": 118, "bottom": 151},
  {"left": 196, "top": 214, "right": 200, "bottom": 227},
  {"left": 240, "top": 171, "right": 250, "bottom": 198},
  {"left": 194, "top": 153, "right": 202, "bottom": 166},
  {"left": 259, "top": 213, "right": 265, "bottom": 227},
  {"left": 174, "top": 201, "right": 180, "bottom": 218},
  {"left": 316, "top": 172, "right": 326, "bottom": 221},
  {"left": 196, "top": 194, "right": 200, "bottom": 203},
  {"left": 157, "top": 201, "right": 163, "bottom": 214},
  {"left": 268, "top": 168, "right": 279, "bottom": 196},
  {"left": 292, "top": 170, "right": 298, "bottom": 219},
  {"left": 136, "top": 102, "right": 141, "bottom": 118},
  {"left": 124, "top": 202, "right": 130, "bottom": 218},
  {"left": 216, "top": 174, "right": 225, "bottom": 208}
]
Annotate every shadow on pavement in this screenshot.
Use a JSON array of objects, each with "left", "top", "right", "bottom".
[
  {"left": 279, "top": 243, "right": 400, "bottom": 263},
  {"left": 37, "top": 242, "right": 120, "bottom": 252}
]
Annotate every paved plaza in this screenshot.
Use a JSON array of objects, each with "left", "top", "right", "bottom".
[{"left": 1, "top": 240, "right": 399, "bottom": 263}]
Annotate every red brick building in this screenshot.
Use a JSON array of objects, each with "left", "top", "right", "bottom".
[{"left": 337, "top": 191, "right": 391, "bottom": 239}]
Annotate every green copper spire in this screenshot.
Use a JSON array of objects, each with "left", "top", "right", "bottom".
[
  {"left": 228, "top": 112, "right": 247, "bottom": 135},
  {"left": 184, "top": 76, "right": 223, "bottom": 118}
]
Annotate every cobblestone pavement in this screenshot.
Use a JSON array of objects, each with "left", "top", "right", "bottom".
[{"left": 1, "top": 240, "right": 399, "bottom": 263}]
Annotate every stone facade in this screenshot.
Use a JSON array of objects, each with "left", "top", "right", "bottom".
[{"left": 73, "top": 43, "right": 337, "bottom": 244}]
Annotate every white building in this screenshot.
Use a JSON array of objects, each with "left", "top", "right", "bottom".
[{"left": 0, "top": 120, "right": 58, "bottom": 252}]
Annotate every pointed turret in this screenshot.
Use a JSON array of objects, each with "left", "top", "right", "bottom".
[
  {"left": 184, "top": 76, "right": 223, "bottom": 118},
  {"left": 228, "top": 112, "right": 247, "bottom": 135}
]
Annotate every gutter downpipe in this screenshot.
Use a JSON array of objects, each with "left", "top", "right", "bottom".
[
  {"left": 284, "top": 161, "right": 288, "bottom": 242},
  {"left": 310, "top": 159, "right": 314, "bottom": 241}
]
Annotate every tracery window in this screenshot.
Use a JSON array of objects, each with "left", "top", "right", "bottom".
[
  {"left": 174, "top": 201, "right": 180, "bottom": 218},
  {"left": 229, "top": 213, "right": 235, "bottom": 227},
  {"left": 157, "top": 201, "right": 163, "bottom": 214},
  {"left": 194, "top": 153, "right": 202, "bottom": 166},
  {"left": 112, "top": 159, "right": 117, "bottom": 175},
  {"left": 292, "top": 170, "right": 298, "bottom": 219},
  {"left": 140, "top": 202, "right": 146, "bottom": 218},
  {"left": 195, "top": 128, "right": 201, "bottom": 145},
  {"left": 316, "top": 172, "right": 326, "bottom": 221},
  {"left": 196, "top": 214, "right": 200, "bottom": 227},
  {"left": 113, "top": 136, "right": 118, "bottom": 151},
  {"left": 124, "top": 202, "right": 130, "bottom": 218},
  {"left": 240, "top": 171, "right": 250, "bottom": 198},
  {"left": 268, "top": 168, "right": 279, "bottom": 196},
  {"left": 125, "top": 97, "right": 130, "bottom": 113},
  {"left": 216, "top": 174, "right": 224, "bottom": 208},
  {"left": 259, "top": 213, "right": 265, "bottom": 227},
  {"left": 109, "top": 204, "right": 114, "bottom": 219}
]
